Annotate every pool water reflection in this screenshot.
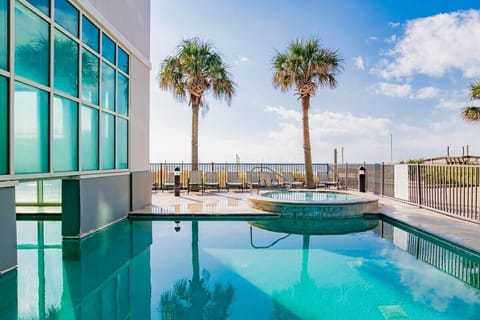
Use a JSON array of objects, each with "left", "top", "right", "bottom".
[{"left": 1, "top": 217, "right": 480, "bottom": 319}]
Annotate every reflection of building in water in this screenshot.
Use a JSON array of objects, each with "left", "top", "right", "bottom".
[
  {"left": 5, "top": 220, "right": 152, "bottom": 319},
  {"left": 375, "top": 219, "right": 480, "bottom": 290}
]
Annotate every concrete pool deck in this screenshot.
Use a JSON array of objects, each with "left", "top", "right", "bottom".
[{"left": 129, "top": 189, "right": 480, "bottom": 253}]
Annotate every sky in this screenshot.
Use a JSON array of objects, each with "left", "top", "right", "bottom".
[{"left": 149, "top": 0, "right": 480, "bottom": 164}]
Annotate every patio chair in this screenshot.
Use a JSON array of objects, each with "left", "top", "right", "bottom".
[
  {"left": 162, "top": 172, "right": 175, "bottom": 191},
  {"left": 226, "top": 171, "right": 244, "bottom": 192},
  {"left": 316, "top": 171, "right": 338, "bottom": 189},
  {"left": 204, "top": 171, "right": 220, "bottom": 192},
  {"left": 188, "top": 170, "right": 204, "bottom": 193},
  {"left": 246, "top": 171, "right": 261, "bottom": 189},
  {"left": 283, "top": 172, "right": 304, "bottom": 189}
]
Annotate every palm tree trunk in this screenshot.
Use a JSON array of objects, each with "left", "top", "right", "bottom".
[
  {"left": 191, "top": 98, "right": 200, "bottom": 171},
  {"left": 301, "top": 235, "right": 310, "bottom": 284},
  {"left": 302, "top": 96, "right": 314, "bottom": 188}
]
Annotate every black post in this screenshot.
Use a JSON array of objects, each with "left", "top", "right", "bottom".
[
  {"left": 358, "top": 166, "right": 366, "bottom": 192},
  {"left": 174, "top": 167, "right": 181, "bottom": 197}
]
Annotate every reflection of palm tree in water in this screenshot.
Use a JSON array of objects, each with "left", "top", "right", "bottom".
[
  {"left": 271, "top": 235, "right": 323, "bottom": 320},
  {"left": 159, "top": 221, "right": 234, "bottom": 320}
]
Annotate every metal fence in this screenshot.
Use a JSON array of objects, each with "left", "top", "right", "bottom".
[
  {"left": 150, "top": 162, "right": 330, "bottom": 189},
  {"left": 408, "top": 164, "right": 479, "bottom": 222},
  {"left": 150, "top": 161, "right": 479, "bottom": 222}
]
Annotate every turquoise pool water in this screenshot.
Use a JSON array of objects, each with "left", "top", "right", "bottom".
[
  {"left": 262, "top": 190, "right": 359, "bottom": 201},
  {"left": 1, "top": 217, "right": 480, "bottom": 319}
]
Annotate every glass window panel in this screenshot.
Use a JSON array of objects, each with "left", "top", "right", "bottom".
[
  {"left": 117, "top": 47, "right": 129, "bottom": 74},
  {"left": 15, "top": 1, "right": 49, "bottom": 86},
  {"left": 101, "top": 62, "right": 115, "bottom": 111},
  {"left": 54, "top": 0, "right": 78, "bottom": 37},
  {"left": 0, "top": 0, "right": 8, "bottom": 70},
  {"left": 54, "top": 29, "right": 78, "bottom": 96},
  {"left": 0, "top": 76, "right": 7, "bottom": 174},
  {"left": 81, "top": 49, "right": 99, "bottom": 104},
  {"left": 14, "top": 82, "right": 49, "bottom": 174},
  {"left": 53, "top": 95, "right": 77, "bottom": 172},
  {"left": 80, "top": 105, "right": 98, "bottom": 171},
  {"left": 25, "top": 0, "right": 49, "bottom": 16},
  {"left": 82, "top": 16, "right": 99, "bottom": 52},
  {"left": 116, "top": 118, "right": 127, "bottom": 169},
  {"left": 101, "top": 112, "right": 114, "bottom": 170},
  {"left": 117, "top": 73, "right": 128, "bottom": 116},
  {"left": 101, "top": 33, "right": 115, "bottom": 64},
  {"left": 42, "top": 180, "right": 62, "bottom": 204}
]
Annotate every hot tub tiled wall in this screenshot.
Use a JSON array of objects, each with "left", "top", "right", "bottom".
[{"left": 248, "top": 195, "right": 378, "bottom": 219}]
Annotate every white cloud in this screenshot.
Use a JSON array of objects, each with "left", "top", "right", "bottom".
[
  {"left": 413, "top": 86, "right": 440, "bottom": 99},
  {"left": 436, "top": 98, "right": 466, "bottom": 110},
  {"left": 234, "top": 56, "right": 250, "bottom": 65},
  {"left": 353, "top": 56, "right": 365, "bottom": 70},
  {"left": 388, "top": 22, "right": 401, "bottom": 28},
  {"left": 366, "top": 36, "right": 378, "bottom": 43},
  {"left": 371, "top": 82, "right": 412, "bottom": 98},
  {"left": 385, "top": 35, "right": 397, "bottom": 44},
  {"left": 371, "top": 83, "right": 440, "bottom": 100},
  {"left": 265, "top": 105, "right": 302, "bottom": 121},
  {"left": 376, "top": 10, "right": 480, "bottom": 79}
]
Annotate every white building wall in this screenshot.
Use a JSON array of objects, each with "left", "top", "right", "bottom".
[{"left": 394, "top": 164, "right": 409, "bottom": 201}]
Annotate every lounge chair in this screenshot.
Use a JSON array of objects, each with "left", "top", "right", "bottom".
[
  {"left": 188, "top": 170, "right": 204, "bottom": 193},
  {"left": 204, "top": 171, "right": 220, "bottom": 192},
  {"left": 162, "top": 172, "right": 175, "bottom": 191},
  {"left": 226, "top": 172, "right": 244, "bottom": 192},
  {"left": 246, "top": 172, "right": 260, "bottom": 189},
  {"left": 316, "top": 171, "right": 338, "bottom": 189},
  {"left": 283, "top": 172, "right": 304, "bottom": 189}
]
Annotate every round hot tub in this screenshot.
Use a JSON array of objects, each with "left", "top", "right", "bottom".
[{"left": 248, "top": 190, "right": 378, "bottom": 219}]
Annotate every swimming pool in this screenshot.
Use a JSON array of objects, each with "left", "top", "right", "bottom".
[{"left": 1, "top": 217, "right": 480, "bottom": 319}]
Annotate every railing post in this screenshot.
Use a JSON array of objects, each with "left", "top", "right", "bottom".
[
  {"left": 381, "top": 162, "right": 384, "bottom": 196},
  {"left": 416, "top": 163, "right": 422, "bottom": 208},
  {"left": 345, "top": 163, "right": 348, "bottom": 190},
  {"left": 160, "top": 162, "right": 163, "bottom": 191}
]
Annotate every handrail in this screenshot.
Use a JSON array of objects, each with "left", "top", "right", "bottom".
[
  {"left": 249, "top": 226, "right": 291, "bottom": 249},
  {"left": 247, "top": 166, "right": 292, "bottom": 193}
]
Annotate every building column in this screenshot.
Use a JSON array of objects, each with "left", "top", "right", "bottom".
[
  {"left": 62, "top": 173, "right": 131, "bottom": 238},
  {"left": 0, "top": 182, "right": 17, "bottom": 275}
]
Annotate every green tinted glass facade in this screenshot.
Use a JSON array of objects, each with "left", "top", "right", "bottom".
[
  {"left": 25, "top": 0, "right": 49, "bottom": 16},
  {"left": 54, "top": 0, "right": 78, "bottom": 37},
  {"left": 15, "top": 1, "right": 49, "bottom": 86},
  {"left": 2, "top": 0, "right": 130, "bottom": 178},
  {"left": 81, "top": 106, "right": 98, "bottom": 171},
  {"left": 0, "top": 0, "right": 7, "bottom": 70},
  {"left": 101, "top": 63, "right": 115, "bottom": 111},
  {"left": 54, "top": 29, "right": 78, "bottom": 96},
  {"left": 102, "top": 33, "right": 115, "bottom": 64},
  {"left": 116, "top": 118, "right": 128, "bottom": 169},
  {"left": 101, "top": 112, "right": 114, "bottom": 170},
  {"left": 117, "top": 47, "right": 128, "bottom": 74},
  {"left": 0, "top": 76, "right": 7, "bottom": 174},
  {"left": 14, "top": 82, "right": 49, "bottom": 174},
  {"left": 81, "top": 49, "right": 99, "bottom": 104},
  {"left": 53, "top": 95, "right": 77, "bottom": 172},
  {"left": 117, "top": 73, "right": 128, "bottom": 116},
  {"left": 82, "top": 16, "right": 99, "bottom": 52}
]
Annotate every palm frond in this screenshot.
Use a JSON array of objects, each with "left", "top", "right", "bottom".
[
  {"left": 461, "top": 106, "right": 480, "bottom": 122},
  {"left": 271, "top": 37, "right": 342, "bottom": 97},
  {"left": 470, "top": 80, "right": 480, "bottom": 100},
  {"left": 157, "top": 37, "right": 235, "bottom": 108}
]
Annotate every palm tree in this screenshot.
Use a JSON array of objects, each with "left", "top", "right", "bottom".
[
  {"left": 461, "top": 80, "right": 480, "bottom": 121},
  {"left": 272, "top": 38, "right": 342, "bottom": 188},
  {"left": 158, "top": 221, "right": 235, "bottom": 320},
  {"left": 158, "top": 38, "right": 235, "bottom": 171}
]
